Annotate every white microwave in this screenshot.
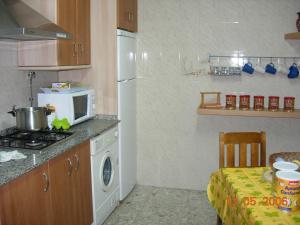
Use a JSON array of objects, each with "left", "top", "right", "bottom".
[{"left": 38, "top": 89, "right": 96, "bottom": 126}]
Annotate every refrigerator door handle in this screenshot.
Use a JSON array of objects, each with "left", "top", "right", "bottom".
[{"left": 118, "top": 78, "right": 135, "bottom": 83}]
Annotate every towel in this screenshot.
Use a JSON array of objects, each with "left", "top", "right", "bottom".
[{"left": 0, "top": 150, "right": 27, "bottom": 162}]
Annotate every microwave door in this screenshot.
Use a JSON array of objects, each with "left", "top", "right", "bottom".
[{"left": 73, "top": 94, "right": 88, "bottom": 123}]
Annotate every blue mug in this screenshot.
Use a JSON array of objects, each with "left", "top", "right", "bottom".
[
  {"left": 242, "top": 63, "right": 254, "bottom": 74},
  {"left": 288, "top": 63, "right": 299, "bottom": 79},
  {"left": 265, "top": 63, "right": 277, "bottom": 75}
]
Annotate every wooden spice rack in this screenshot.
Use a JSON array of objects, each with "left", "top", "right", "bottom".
[{"left": 197, "top": 107, "right": 300, "bottom": 119}]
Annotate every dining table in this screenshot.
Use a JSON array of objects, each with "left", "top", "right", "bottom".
[{"left": 207, "top": 167, "right": 300, "bottom": 225}]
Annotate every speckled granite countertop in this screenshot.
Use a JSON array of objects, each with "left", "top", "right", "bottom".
[{"left": 0, "top": 117, "right": 119, "bottom": 187}]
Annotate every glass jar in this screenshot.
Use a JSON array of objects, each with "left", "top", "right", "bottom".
[
  {"left": 268, "top": 96, "right": 279, "bottom": 111},
  {"left": 225, "top": 95, "right": 236, "bottom": 110},
  {"left": 284, "top": 97, "right": 295, "bottom": 112},
  {"left": 253, "top": 96, "right": 264, "bottom": 111},
  {"left": 239, "top": 95, "right": 250, "bottom": 110}
]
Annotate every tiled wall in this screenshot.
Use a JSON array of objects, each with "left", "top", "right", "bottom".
[
  {"left": 136, "top": 0, "right": 300, "bottom": 190},
  {"left": 0, "top": 42, "right": 58, "bottom": 130}
]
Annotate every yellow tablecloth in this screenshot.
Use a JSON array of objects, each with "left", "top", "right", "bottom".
[{"left": 207, "top": 167, "right": 300, "bottom": 225}]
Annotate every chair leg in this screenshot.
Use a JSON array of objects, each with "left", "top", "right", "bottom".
[{"left": 216, "top": 215, "right": 222, "bottom": 225}]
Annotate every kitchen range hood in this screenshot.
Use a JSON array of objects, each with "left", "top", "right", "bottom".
[{"left": 0, "top": 0, "right": 71, "bottom": 41}]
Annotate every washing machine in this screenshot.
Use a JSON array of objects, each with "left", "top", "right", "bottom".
[{"left": 90, "top": 126, "right": 119, "bottom": 225}]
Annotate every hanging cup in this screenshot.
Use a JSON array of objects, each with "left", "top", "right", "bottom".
[
  {"left": 288, "top": 63, "right": 299, "bottom": 79},
  {"left": 242, "top": 62, "right": 254, "bottom": 74},
  {"left": 265, "top": 63, "right": 277, "bottom": 75}
]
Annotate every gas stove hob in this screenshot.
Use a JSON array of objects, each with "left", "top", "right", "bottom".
[{"left": 0, "top": 130, "right": 73, "bottom": 150}]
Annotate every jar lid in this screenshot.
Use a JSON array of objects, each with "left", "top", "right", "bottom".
[
  {"left": 240, "top": 95, "right": 250, "bottom": 97},
  {"left": 226, "top": 94, "right": 236, "bottom": 97},
  {"left": 254, "top": 96, "right": 264, "bottom": 98},
  {"left": 276, "top": 170, "right": 300, "bottom": 181},
  {"left": 273, "top": 161, "right": 299, "bottom": 171},
  {"left": 284, "top": 96, "right": 295, "bottom": 99},
  {"left": 269, "top": 96, "right": 279, "bottom": 99}
]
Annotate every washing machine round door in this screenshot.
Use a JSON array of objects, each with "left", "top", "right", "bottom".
[{"left": 100, "top": 152, "right": 114, "bottom": 192}]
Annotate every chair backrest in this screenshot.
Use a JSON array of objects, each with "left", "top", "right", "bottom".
[{"left": 219, "top": 131, "right": 266, "bottom": 168}]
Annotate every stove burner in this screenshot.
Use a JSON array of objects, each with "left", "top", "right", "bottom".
[
  {"left": 11, "top": 132, "right": 31, "bottom": 139},
  {"left": 2, "top": 138, "right": 10, "bottom": 143},
  {"left": 25, "top": 140, "right": 43, "bottom": 147},
  {"left": 0, "top": 138, "right": 11, "bottom": 147},
  {"left": 0, "top": 130, "right": 73, "bottom": 150},
  {"left": 19, "top": 132, "right": 30, "bottom": 136},
  {"left": 44, "top": 133, "right": 67, "bottom": 141}
]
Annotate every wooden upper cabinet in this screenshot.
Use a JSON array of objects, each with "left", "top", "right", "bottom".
[
  {"left": 58, "top": 0, "right": 91, "bottom": 66},
  {"left": 0, "top": 163, "right": 53, "bottom": 225},
  {"left": 117, "top": 0, "right": 137, "bottom": 32},
  {"left": 18, "top": 0, "right": 91, "bottom": 67},
  {"left": 285, "top": 32, "right": 300, "bottom": 40},
  {"left": 76, "top": 0, "right": 91, "bottom": 65},
  {"left": 57, "top": 0, "right": 77, "bottom": 66}
]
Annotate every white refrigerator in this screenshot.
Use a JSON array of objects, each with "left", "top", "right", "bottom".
[{"left": 117, "top": 29, "right": 137, "bottom": 201}]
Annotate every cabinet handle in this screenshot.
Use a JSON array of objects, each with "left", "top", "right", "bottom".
[
  {"left": 78, "top": 43, "right": 84, "bottom": 56},
  {"left": 72, "top": 42, "right": 77, "bottom": 57},
  {"left": 74, "top": 153, "right": 80, "bottom": 171},
  {"left": 67, "top": 158, "right": 73, "bottom": 176},
  {"left": 130, "top": 12, "right": 134, "bottom": 22},
  {"left": 78, "top": 43, "right": 81, "bottom": 56},
  {"left": 81, "top": 44, "right": 84, "bottom": 55},
  {"left": 127, "top": 12, "right": 131, "bottom": 22},
  {"left": 42, "top": 172, "right": 49, "bottom": 192}
]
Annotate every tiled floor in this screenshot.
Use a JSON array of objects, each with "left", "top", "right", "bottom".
[{"left": 103, "top": 185, "right": 216, "bottom": 225}]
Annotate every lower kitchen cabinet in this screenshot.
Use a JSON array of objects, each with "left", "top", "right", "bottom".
[
  {"left": 0, "top": 163, "right": 52, "bottom": 225},
  {"left": 49, "top": 148, "right": 77, "bottom": 225},
  {"left": 50, "top": 141, "right": 93, "bottom": 225},
  {"left": 73, "top": 142, "right": 93, "bottom": 225},
  {"left": 0, "top": 141, "right": 93, "bottom": 225}
]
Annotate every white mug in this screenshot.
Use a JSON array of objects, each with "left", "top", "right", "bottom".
[
  {"left": 255, "top": 65, "right": 265, "bottom": 74},
  {"left": 277, "top": 65, "right": 289, "bottom": 74}
]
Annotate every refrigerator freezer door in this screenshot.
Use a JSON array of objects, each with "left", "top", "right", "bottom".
[
  {"left": 118, "top": 79, "right": 137, "bottom": 200},
  {"left": 117, "top": 32, "right": 136, "bottom": 81}
]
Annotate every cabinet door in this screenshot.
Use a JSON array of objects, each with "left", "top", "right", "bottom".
[
  {"left": 57, "top": 0, "right": 77, "bottom": 65},
  {"left": 0, "top": 164, "right": 52, "bottom": 225},
  {"left": 76, "top": 0, "right": 91, "bottom": 65},
  {"left": 127, "top": 0, "right": 137, "bottom": 32},
  {"left": 49, "top": 150, "right": 76, "bottom": 225},
  {"left": 49, "top": 143, "right": 93, "bottom": 225},
  {"left": 117, "top": 0, "right": 129, "bottom": 31},
  {"left": 117, "top": 0, "right": 137, "bottom": 32},
  {"left": 72, "top": 141, "right": 93, "bottom": 225}
]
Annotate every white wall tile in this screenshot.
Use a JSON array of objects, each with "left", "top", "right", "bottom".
[
  {"left": 0, "top": 42, "right": 58, "bottom": 130},
  {"left": 137, "top": 0, "right": 300, "bottom": 190}
]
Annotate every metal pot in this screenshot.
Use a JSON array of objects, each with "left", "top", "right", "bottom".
[{"left": 8, "top": 106, "right": 51, "bottom": 131}]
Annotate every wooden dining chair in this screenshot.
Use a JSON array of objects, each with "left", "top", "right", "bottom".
[
  {"left": 219, "top": 131, "right": 266, "bottom": 168},
  {"left": 217, "top": 131, "right": 266, "bottom": 225}
]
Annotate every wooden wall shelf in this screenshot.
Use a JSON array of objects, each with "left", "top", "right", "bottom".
[
  {"left": 284, "top": 32, "right": 300, "bottom": 40},
  {"left": 197, "top": 107, "right": 300, "bottom": 119}
]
